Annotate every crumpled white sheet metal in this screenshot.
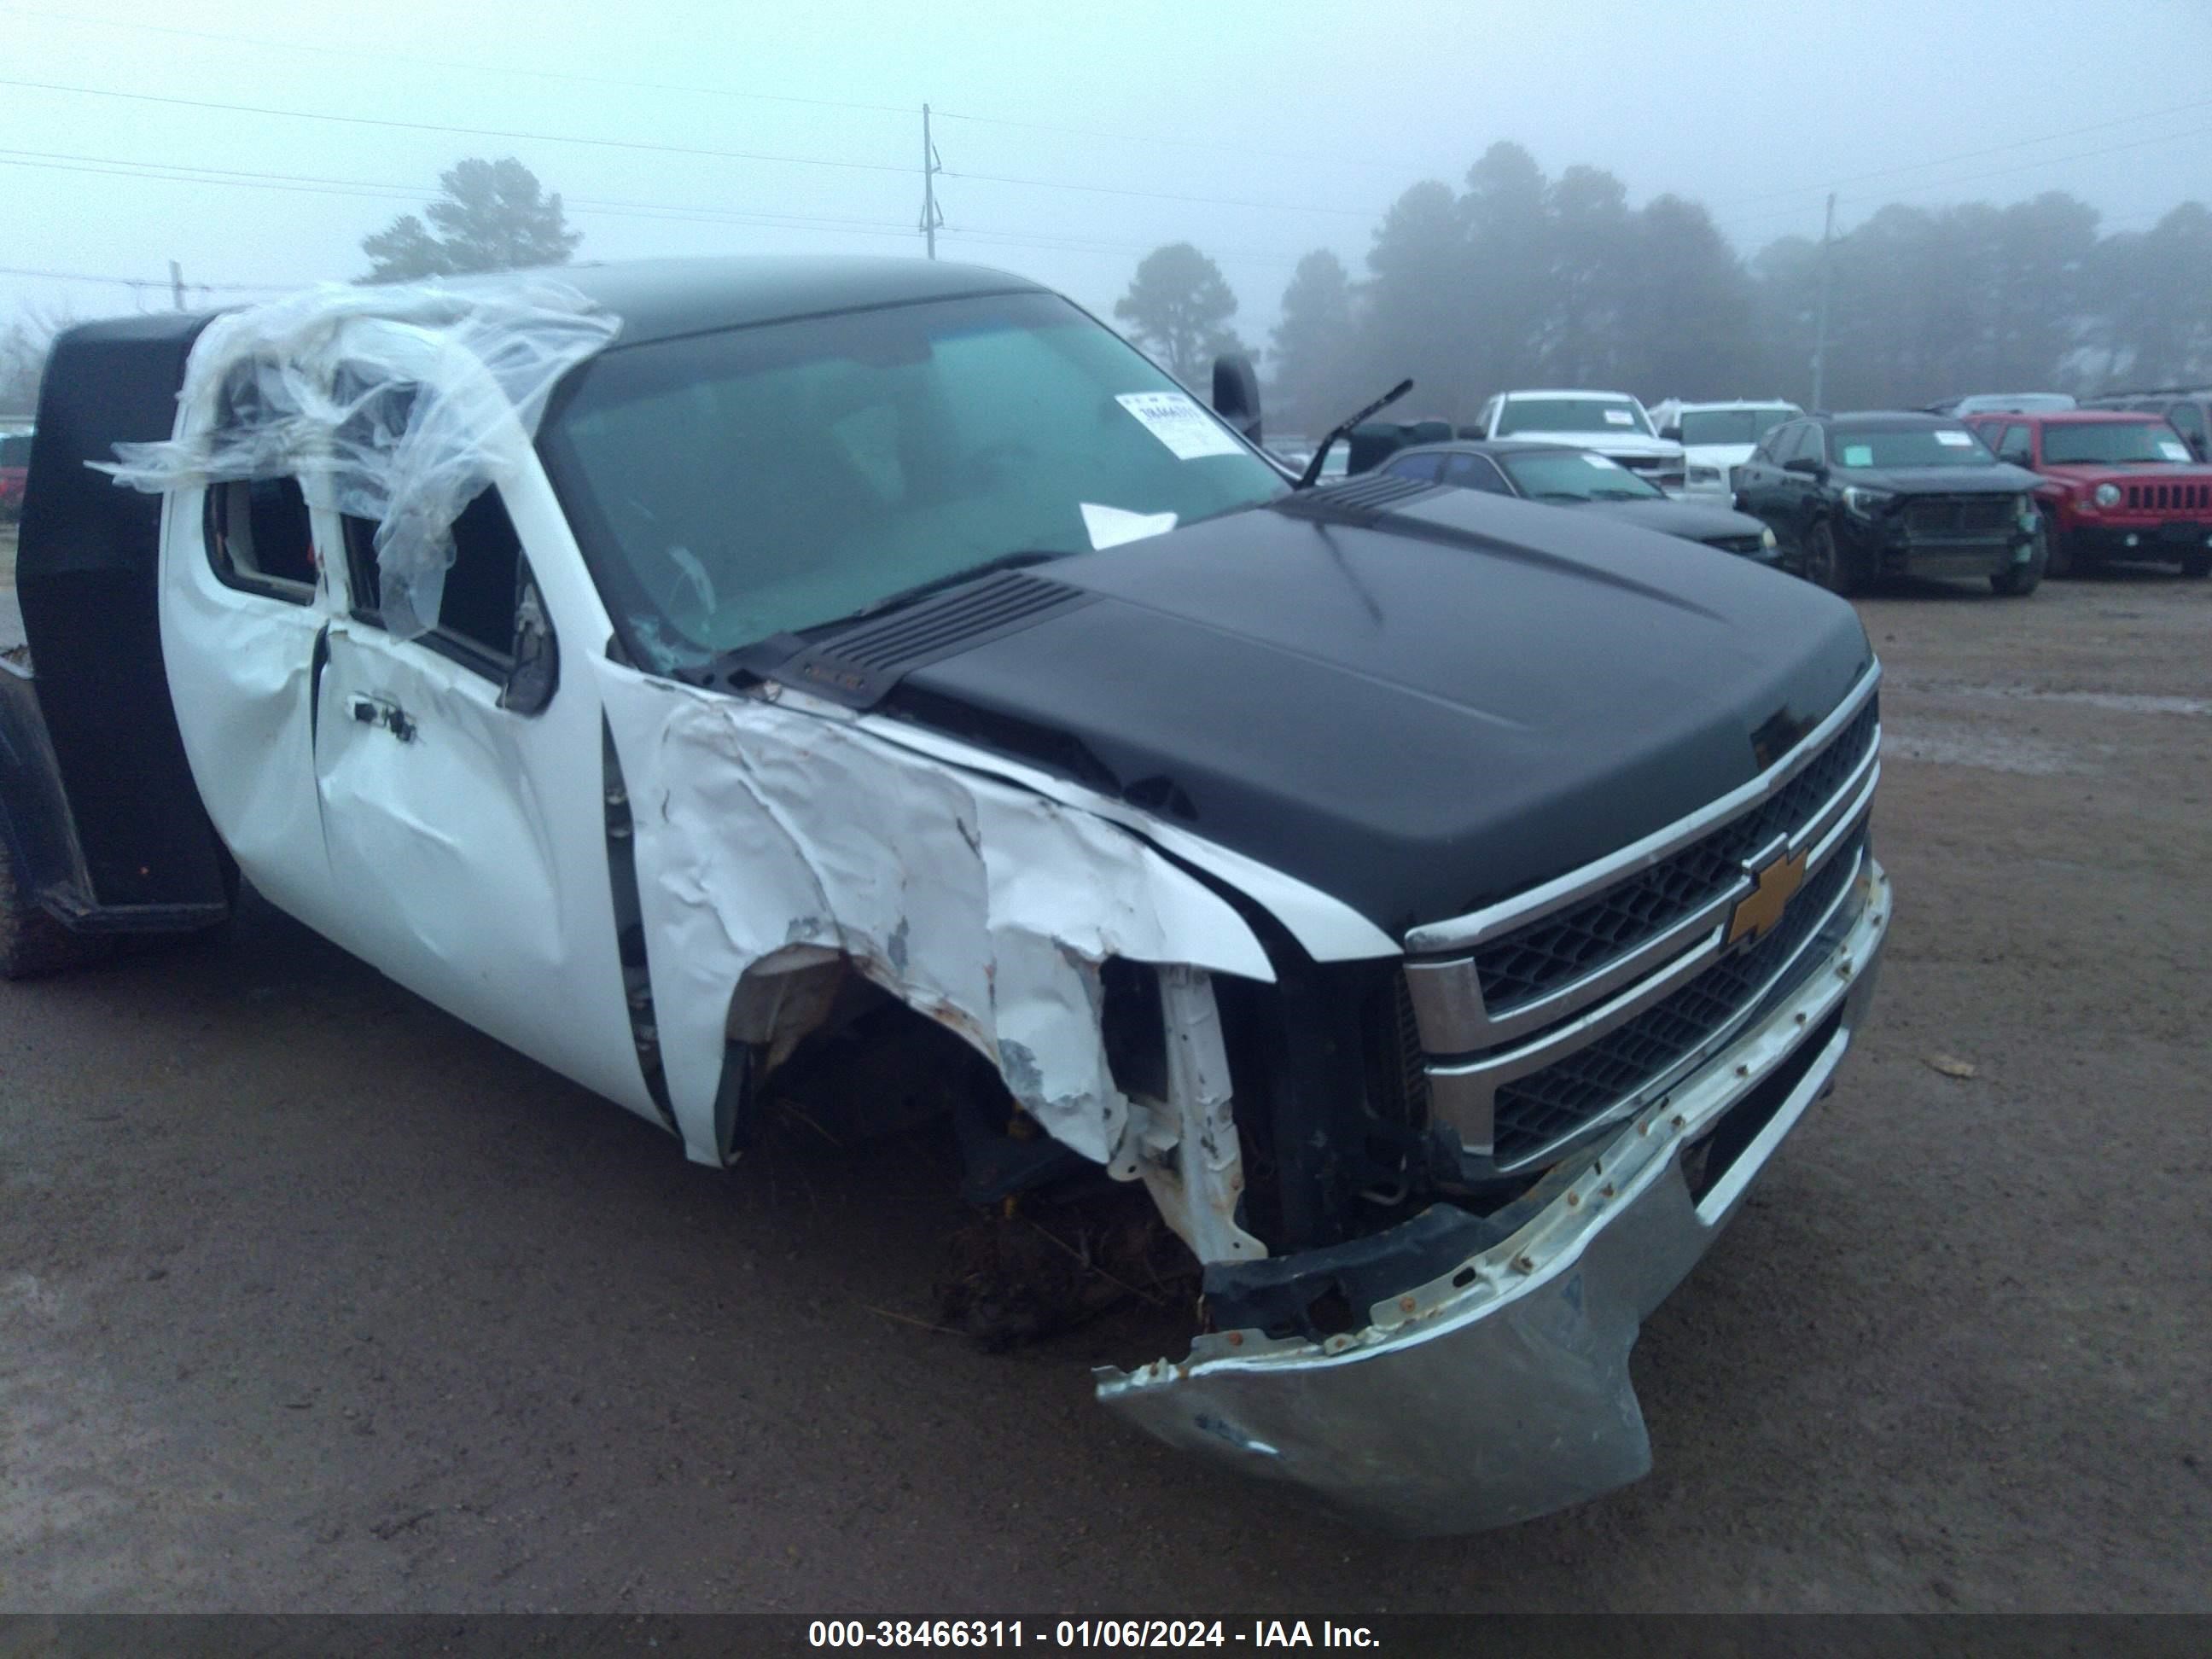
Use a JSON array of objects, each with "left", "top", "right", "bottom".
[
  {"left": 597, "top": 666, "right": 1276, "bottom": 1169},
  {"left": 98, "top": 279, "right": 619, "bottom": 638}
]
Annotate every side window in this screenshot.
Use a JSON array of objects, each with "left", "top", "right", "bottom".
[
  {"left": 1386, "top": 452, "right": 1447, "bottom": 482},
  {"left": 342, "top": 488, "right": 529, "bottom": 678},
  {"left": 204, "top": 476, "right": 318, "bottom": 603},
  {"left": 1443, "top": 453, "right": 1511, "bottom": 494},
  {"left": 1998, "top": 424, "right": 2034, "bottom": 464}
]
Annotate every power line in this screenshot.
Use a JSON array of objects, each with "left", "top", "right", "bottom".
[
  {"left": 930, "top": 106, "right": 1432, "bottom": 176},
  {"left": 0, "top": 148, "right": 1312, "bottom": 276},
  {"left": 1717, "top": 119, "right": 2212, "bottom": 244},
  {"left": 0, "top": 4, "right": 916, "bottom": 119},
  {"left": 3, "top": 3, "right": 1436, "bottom": 180},
  {"left": 0, "top": 259, "right": 287, "bottom": 291},
  {"left": 0, "top": 144, "right": 917, "bottom": 234},
  {"left": 0, "top": 76, "right": 918, "bottom": 180},
  {"left": 1718, "top": 95, "right": 2212, "bottom": 212},
  {"left": 0, "top": 75, "right": 1382, "bottom": 219}
]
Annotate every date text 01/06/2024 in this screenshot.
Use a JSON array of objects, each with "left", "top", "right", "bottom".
[{"left": 806, "top": 1621, "right": 1381, "bottom": 1649}]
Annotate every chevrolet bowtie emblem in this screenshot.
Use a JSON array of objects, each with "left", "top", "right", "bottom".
[{"left": 1727, "top": 848, "right": 1808, "bottom": 946}]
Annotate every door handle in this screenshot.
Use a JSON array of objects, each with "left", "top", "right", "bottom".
[{"left": 347, "top": 693, "right": 416, "bottom": 742}]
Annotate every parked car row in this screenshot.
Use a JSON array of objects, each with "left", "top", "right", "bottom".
[{"left": 1332, "top": 375, "right": 2212, "bottom": 600}]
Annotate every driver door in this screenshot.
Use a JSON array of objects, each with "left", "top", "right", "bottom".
[{"left": 311, "top": 474, "right": 644, "bottom": 1115}]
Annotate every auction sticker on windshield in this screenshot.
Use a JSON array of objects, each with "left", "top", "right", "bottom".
[
  {"left": 1842, "top": 445, "right": 1875, "bottom": 466},
  {"left": 1115, "top": 392, "right": 1244, "bottom": 460},
  {"left": 1603, "top": 409, "right": 1633, "bottom": 425},
  {"left": 1582, "top": 453, "right": 1622, "bottom": 468},
  {"left": 2160, "top": 439, "right": 2192, "bottom": 461},
  {"left": 1935, "top": 429, "right": 1976, "bottom": 446}
]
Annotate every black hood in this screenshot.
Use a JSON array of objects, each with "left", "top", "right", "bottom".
[
  {"left": 880, "top": 486, "right": 1871, "bottom": 938},
  {"left": 1580, "top": 497, "right": 1769, "bottom": 543},
  {"left": 1837, "top": 463, "right": 2040, "bottom": 495}
]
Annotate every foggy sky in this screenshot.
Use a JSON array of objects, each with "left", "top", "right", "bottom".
[{"left": 6, "top": 0, "right": 2212, "bottom": 346}]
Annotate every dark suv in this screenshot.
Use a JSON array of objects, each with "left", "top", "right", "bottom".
[{"left": 1732, "top": 411, "right": 2044, "bottom": 596}]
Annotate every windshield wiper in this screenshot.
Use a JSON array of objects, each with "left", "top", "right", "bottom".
[{"left": 1297, "top": 378, "right": 1415, "bottom": 489}]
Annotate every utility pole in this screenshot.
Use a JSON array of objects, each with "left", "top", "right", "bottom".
[
  {"left": 169, "top": 259, "right": 185, "bottom": 311},
  {"left": 1809, "top": 193, "right": 1835, "bottom": 411},
  {"left": 918, "top": 103, "right": 944, "bottom": 259}
]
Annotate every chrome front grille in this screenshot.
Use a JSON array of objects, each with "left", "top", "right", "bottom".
[
  {"left": 1490, "top": 827, "right": 1865, "bottom": 1163},
  {"left": 1470, "top": 700, "right": 1877, "bottom": 1016},
  {"left": 1403, "top": 668, "right": 1882, "bottom": 1174}
]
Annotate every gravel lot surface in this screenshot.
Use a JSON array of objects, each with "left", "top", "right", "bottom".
[{"left": 2, "top": 567, "right": 2208, "bottom": 1614}]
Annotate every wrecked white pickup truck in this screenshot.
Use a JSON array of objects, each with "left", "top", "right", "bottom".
[{"left": 1, "top": 258, "right": 1888, "bottom": 1534}]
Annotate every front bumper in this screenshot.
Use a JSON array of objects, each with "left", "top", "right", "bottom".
[
  {"left": 1097, "top": 858, "right": 1890, "bottom": 1535},
  {"left": 2071, "top": 520, "right": 2212, "bottom": 561}
]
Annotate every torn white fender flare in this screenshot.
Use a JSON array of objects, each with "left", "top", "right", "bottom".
[
  {"left": 1097, "top": 860, "right": 1891, "bottom": 1535},
  {"left": 594, "top": 664, "right": 1277, "bottom": 1173}
]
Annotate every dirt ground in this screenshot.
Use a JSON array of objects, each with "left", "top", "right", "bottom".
[{"left": 2, "top": 564, "right": 2208, "bottom": 1614}]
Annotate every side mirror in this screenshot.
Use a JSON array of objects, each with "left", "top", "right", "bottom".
[
  {"left": 1782, "top": 456, "right": 1825, "bottom": 478},
  {"left": 1464, "top": 423, "right": 1487, "bottom": 440},
  {"left": 499, "top": 576, "right": 560, "bottom": 715},
  {"left": 1659, "top": 424, "right": 1683, "bottom": 442},
  {"left": 1211, "top": 352, "right": 1262, "bottom": 444}
]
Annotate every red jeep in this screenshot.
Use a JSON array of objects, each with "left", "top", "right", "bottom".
[{"left": 1965, "top": 410, "right": 2212, "bottom": 578}]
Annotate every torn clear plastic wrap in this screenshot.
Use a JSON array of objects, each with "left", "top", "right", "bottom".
[{"left": 97, "top": 279, "right": 620, "bottom": 637}]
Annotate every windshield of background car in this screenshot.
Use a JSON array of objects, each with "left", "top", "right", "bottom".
[
  {"left": 1679, "top": 407, "right": 1795, "bottom": 445},
  {"left": 0, "top": 434, "right": 31, "bottom": 467},
  {"left": 2040, "top": 421, "right": 2194, "bottom": 466},
  {"left": 1496, "top": 398, "right": 1652, "bottom": 437},
  {"left": 537, "top": 291, "right": 1288, "bottom": 671},
  {"left": 1830, "top": 425, "right": 1998, "bottom": 469},
  {"left": 1500, "top": 449, "right": 1664, "bottom": 502}
]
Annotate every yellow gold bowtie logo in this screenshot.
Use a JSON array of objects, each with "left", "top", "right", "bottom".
[{"left": 1727, "top": 848, "right": 1808, "bottom": 946}]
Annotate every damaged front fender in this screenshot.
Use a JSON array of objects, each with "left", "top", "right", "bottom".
[{"left": 596, "top": 666, "right": 1276, "bottom": 1178}]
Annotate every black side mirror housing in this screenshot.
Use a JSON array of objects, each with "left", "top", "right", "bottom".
[
  {"left": 1659, "top": 424, "right": 1683, "bottom": 442},
  {"left": 1782, "top": 456, "right": 1825, "bottom": 478},
  {"left": 1211, "top": 352, "right": 1262, "bottom": 444}
]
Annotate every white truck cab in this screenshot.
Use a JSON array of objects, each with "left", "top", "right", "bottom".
[
  {"left": 1650, "top": 399, "right": 1804, "bottom": 501},
  {"left": 1474, "top": 389, "right": 1685, "bottom": 492}
]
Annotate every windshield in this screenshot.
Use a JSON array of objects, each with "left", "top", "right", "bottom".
[
  {"left": 1831, "top": 425, "right": 1998, "bottom": 469},
  {"left": 1499, "top": 449, "right": 1664, "bottom": 502},
  {"left": 1496, "top": 397, "right": 1652, "bottom": 438},
  {"left": 1679, "top": 407, "right": 1796, "bottom": 446},
  {"left": 2040, "top": 421, "right": 2195, "bottom": 466},
  {"left": 538, "top": 291, "right": 1286, "bottom": 670}
]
